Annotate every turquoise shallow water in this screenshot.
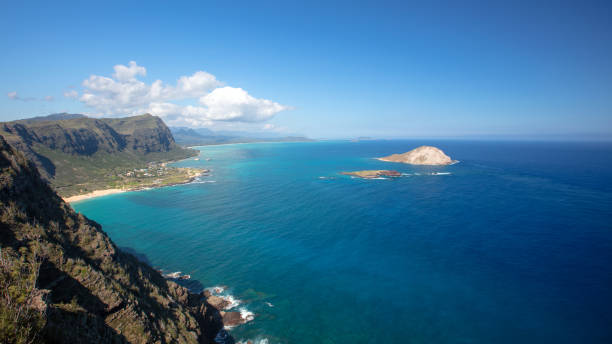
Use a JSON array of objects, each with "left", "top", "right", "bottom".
[{"left": 73, "top": 140, "right": 612, "bottom": 343}]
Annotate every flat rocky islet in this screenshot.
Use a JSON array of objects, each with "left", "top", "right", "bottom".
[
  {"left": 341, "top": 170, "right": 401, "bottom": 179},
  {"left": 378, "top": 145, "right": 456, "bottom": 165}
]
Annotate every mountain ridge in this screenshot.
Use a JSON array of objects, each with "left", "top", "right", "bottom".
[
  {"left": 0, "top": 114, "right": 198, "bottom": 196},
  {"left": 170, "top": 126, "right": 313, "bottom": 146}
]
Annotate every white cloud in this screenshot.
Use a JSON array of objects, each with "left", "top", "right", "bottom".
[
  {"left": 76, "top": 61, "right": 288, "bottom": 127},
  {"left": 199, "top": 87, "right": 289, "bottom": 122},
  {"left": 174, "top": 71, "right": 221, "bottom": 98},
  {"left": 64, "top": 90, "right": 79, "bottom": 99},
  {"left": 7, "top": 91, "right": 35, "bottom": 102},
  {"left": 263, "top": 123, "right": 275, "bottom": 130},
  {"left": 113, "top": 60, "right": 146, "bottom": 81},
  {"left": 44, "top": 95, "right": 54, "bottom": 102}
]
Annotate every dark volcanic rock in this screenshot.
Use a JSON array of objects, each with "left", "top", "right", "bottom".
[
  {"left": 207, "top": 295, "right": 231, "bottom": 310},
  {"left": 0, "top": 135, "right": 224, "bottom": 343},
  {"left": 221, "top": 312, "right": 245, "bottom": 328}
]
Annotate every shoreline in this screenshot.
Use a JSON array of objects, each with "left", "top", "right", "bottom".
[
  {"left": 63, "top": 169, "right": 206, "bottom": 204},
  {"left": 63, "top": 188, "right": 126, "bottom": 203}
]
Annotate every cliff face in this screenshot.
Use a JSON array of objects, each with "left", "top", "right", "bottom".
[
  {"left": 0, "top": 136, "right": 222, "bottom": 343},
  {"left": 0, "top": 114, "right": 193, "bottom": 178},
  {"left": 378, "top": 146, "right": 456, "bottom": 165},
  {"left": 0, "top": 114, "right": 197, "bottom": 196},
  {"left": 1, "top": 119, "right": 127, "bottom": 156},
  {"left": 102, "top": 115, "right": 176, "bottom": 154}
]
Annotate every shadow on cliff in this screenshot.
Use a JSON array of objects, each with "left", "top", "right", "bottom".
[
  {"left": 33, "top": 150, "right": 56, "bottom": 178},
  {"left": 120, "top": 246, "right": 206, "bottom": 292},
  {"left": 120, "top": 246, "right": 154, "bottom": 265},
  {"left": 119, "top": 246, "right": 233, "bottom": 344},
  {"left": 0, "top": 222, "right": 17, "bottom": 248},
  {"left": 0, "top": 135, "right": 229, "bottom": 343},
  {"left": 38, "top": 260, "right": 129, "bottom": 343}
]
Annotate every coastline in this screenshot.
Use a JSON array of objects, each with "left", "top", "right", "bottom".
[
  {"left": 63, "top": 168, "right": 206, "bottom": 204},
  {"left": 63, "top": 188, "right": 126, "bottom": 203}
]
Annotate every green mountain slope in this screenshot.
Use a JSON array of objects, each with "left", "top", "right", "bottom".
[
  {"left": 0, "top": 114, "right": 197, "bottom": 196},
  {"left": 0, "top": 135, "right": 223, "bottom": 343}
]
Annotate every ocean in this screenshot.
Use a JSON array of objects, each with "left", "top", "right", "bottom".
[{"left": 72, "top": 140, "right": 612, "bottom": 343}]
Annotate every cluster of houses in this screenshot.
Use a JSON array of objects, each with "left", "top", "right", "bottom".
[{"left": 118, "top": 163, "right": 172, "bottom": 179}]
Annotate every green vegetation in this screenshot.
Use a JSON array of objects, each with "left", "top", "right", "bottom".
[
  {"left": 35, "top": 145, "right": 203, "bottom": 196},
  {"left": 0, "top": 135, "right": 223, "bottom": 343},
  {"left": 0, "top": 247, "right": 46, "bottom": 344},
  {"left": 0, "top": 113, "right": 198, "bottom": 197}
]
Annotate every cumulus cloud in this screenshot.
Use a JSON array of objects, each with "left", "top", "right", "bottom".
[
  {"left": 113, "top": 60, "right": 146, "bottom": 81},
  {"left": 173, "top": 71, "right": 220, "bottom": 98},
  {"left": 76, "top": 61, "right": 289, "bottom": 126},
  {"left": 44, "top": 95, "right": 54, "bottom": 102},
  {"left": 200, "top": 87, "right": 289, "bottom": 122}
]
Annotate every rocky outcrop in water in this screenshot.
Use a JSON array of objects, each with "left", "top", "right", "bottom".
[{"left": 341, "top": 170, "right": 401, "bottom": 179}]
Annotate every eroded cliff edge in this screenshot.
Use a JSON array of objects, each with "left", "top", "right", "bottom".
[{"left": 0, "top": 135, "right": 224, "bottom": 344}]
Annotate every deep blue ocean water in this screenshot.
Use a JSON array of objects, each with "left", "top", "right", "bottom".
[{"left": 73, "top": 140, "right": 612, "bottom": 343}]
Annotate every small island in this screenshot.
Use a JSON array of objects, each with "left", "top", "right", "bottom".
[
  {"left": 378, "top": 145, "right": 457, "bottom": 165},
  {"left": 341, "top": 170, "right": 401, "bottom": 179}
]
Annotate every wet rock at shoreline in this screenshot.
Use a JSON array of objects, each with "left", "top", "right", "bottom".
[
  {"left": 208, "top": 295, "right": 232, "bottom": 310},
  {"left": 221, "top": 310, "right": 254, "bottom": 328}
]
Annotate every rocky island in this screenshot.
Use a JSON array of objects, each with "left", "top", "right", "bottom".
[
  {"left": 341, "top": 170, "right": 401, "bottom": 179},
  {"left": 378, "top": 145, "right": 456, "bottom": 165}
]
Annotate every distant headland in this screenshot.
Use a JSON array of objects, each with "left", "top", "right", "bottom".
[{"left": 378, "top": 146, "right": 457, "bottom": 165}]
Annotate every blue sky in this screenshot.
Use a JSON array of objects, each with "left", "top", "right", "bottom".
[{"left": 1, "top": 0, "right": 611, "bottom": 139}]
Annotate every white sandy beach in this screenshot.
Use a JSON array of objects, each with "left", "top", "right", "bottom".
[
  {"left": 63, "top": 189, "right": 125, "bottom": 203},
  {"left": 63, "top": 169, "right": 206, "bottom": 203}
]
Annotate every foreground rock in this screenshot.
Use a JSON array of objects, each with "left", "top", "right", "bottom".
[
  {"left": 207, "top": 295, "right": 232, "bottom": 310},
  {"left": 0, "top": 135, "right": 224, "bottom": 343},
  {"left": 378, "top": 146, "right": 456, "bottom": 165},
  {"left": 221, "top": 310, "right": 254, "bottom": 328},
  {"left": 341, "top": 170, "right": 401, "bottom": 179}
]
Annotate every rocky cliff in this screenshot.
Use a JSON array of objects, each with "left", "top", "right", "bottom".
[
  {"left": 0, "top": 114, "right": 197, "bottom": 196},
  {"left": 0, "top": 136, "right": 224, "bottom": 343},
  {"left": 102, "top": 115, "right": 177, "bottom": 154},
  {"left": 378, "top": 146, "right": 456, "bottom": 165}
]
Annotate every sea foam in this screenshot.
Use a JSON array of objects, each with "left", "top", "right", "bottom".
[{"left": 206, "top": 285, "right": 242, "bottom": 310}]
